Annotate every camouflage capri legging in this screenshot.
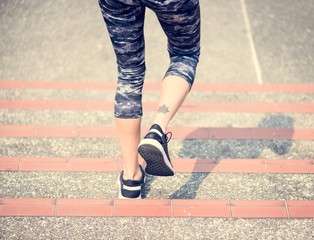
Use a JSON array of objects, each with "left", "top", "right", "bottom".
[{"left": 98, "top": 0, "right": 201, "bottom": 118}]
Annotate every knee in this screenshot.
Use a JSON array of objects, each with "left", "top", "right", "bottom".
[{"left": 118, "top": 60, "right": 146, "bottom": 83}]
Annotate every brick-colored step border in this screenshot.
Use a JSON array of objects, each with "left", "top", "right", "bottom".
[
  {"left": 1, "top": 157, "right": 313, "bottom": 174},
  {"left": 1, "top": 80, "right": 314, "bottom": 93},
  {"left": 1, "top": 99, "right": 313, "bottom": 113},
  {"left": 1, "top": 198, "right": 313, "bottom": 218},
  {"left": 0, "top": 125, "right": 313, "bottom": 140}
]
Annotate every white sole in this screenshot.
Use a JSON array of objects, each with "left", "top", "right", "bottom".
[
  {"left": 138, "top": 139, "right": 174, "bottom": 176},
  {"left": 117, "top": 174, "right": 145, "bottom": 199}
]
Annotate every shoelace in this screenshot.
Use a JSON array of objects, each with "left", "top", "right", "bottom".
[{"left": 165, "top": 131, "right": 172, "bottom": 143}]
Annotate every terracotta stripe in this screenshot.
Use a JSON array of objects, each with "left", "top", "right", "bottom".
[
  {"left": 1, "top": 198, "right": 313, "bottom": 218},
  {"left": 172, "top": 199, "right": 230, "bottom": 217},
  {"left": 0, "top": 99, "right": 11, "bottom": 108},
  {"left": 1, "top": 157, "right": 313, "bottom": 174},
  {"left": 0, "top": 198, "right": 56, "bottom": 216},
  {"left": 56, "top": 199, "right": 114, "bottom": 217},
  {"left": 6, "top": 100, "right": 113, "bottom": 110},
  {"left": 0, "top": 126, "right": 35, "bottom": 137},
  {"left": 0, "top": 126, "right": 313, "bottom": 140},
  {"left": 1, "top": 80, "right": 314, "bottom": 92},
  {"left": 115, "top": 199, "right": 172, "bottom": 217},
  {"left": 192, "top": 83, "right": 314, "bottom": 93},
  {"left": 0, "top": 157, "right": 20, "bottom": 171},
  {"left": 230, "top": 200, "right": 288, "bottom": 218},
  {"left": 1, "top": 99, "right": 314, "bottom": 113},
  {"left": 179, "top": 103, "right": 314, "bottom": 113},
  {"left": 286, "top": 200, "right": 314, "bottom": 218},
  {"left": 0, "top": 80, "right": 117, "bottom": 90}
]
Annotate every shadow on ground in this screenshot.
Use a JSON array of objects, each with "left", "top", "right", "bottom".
[{"left": 143, "top": 114, "right": 295, "bottom": 199}]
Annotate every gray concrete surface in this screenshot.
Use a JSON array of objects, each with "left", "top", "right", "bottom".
[
  {"left": 1, "top": 138, "right": 313, "bottom": 159},
  {"left": 0, "top": 0, "right": 268, "bottom": 83},
  {"left": 1, "top": 217, "right": 313, "bottom": 240},
  {"left": 0, "top": 0, "right": 116, "bottom": 81},
  {"left": 1, "top": 89, "right": 313, "bottom": 103},
  {"left": 247, "top": 0, "right": 314, "bottom": 83},
  {"left": 1, "top": 172, "right": 313, "bottom": 200},
  {"left": 2, "top": 0, "right": 313, "bottom": 83},
  {"left": 1, "top": 0, "right": 313, "bottom": 239},
  {"left": 1, "top": 110, "right": 313, "bottom": 128}
]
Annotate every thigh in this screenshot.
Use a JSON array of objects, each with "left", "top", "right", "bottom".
[
  {"left": 98, "top": 0, "right": 146, "bottom": 66},
  {"left": 146, "top": 0, "right": 201, "bottom": 56}
]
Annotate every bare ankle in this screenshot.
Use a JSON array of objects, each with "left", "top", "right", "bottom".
[{"left": 123, "top": 166, "right": 143, "bottom": 181}]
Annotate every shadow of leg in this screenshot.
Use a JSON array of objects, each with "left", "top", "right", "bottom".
[
  {"left": 168, "top": 172, "right": 209, "bottom": 199},
  {"left": 142, "top": 174, "right": 156, "bottom": 199},
  {"left": 258, "top": 114, "right": 294, "bottom": 155},
  {"left": 167, "top": 114, "right": 295, "bottom": 199}
]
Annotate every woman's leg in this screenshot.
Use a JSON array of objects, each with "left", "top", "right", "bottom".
[
  {"left": 153, "top": 0, "right": 201, "bottom": 132},
  {"left": 138, "top": 0, "right": 201, "bottom": 176},
  {"left": 115, "top": 118, "right": 142, "bottom": 180},
  {"left": 153, "top": 75, "right": 190, "bottom": 133},
  {"left": 98, "top": 0, "right": 146, "bottom": 181}
]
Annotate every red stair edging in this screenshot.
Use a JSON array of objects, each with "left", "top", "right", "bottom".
[
  {"left": 1, "top": 80, "right": 314, "bottom": 93},
  {"left": 0, "top": 125, "right": 313, "bottom": 140},
  {"left": 1, "top": 198, "right": 313, "bottom": 218},
  {"left": 1, "top": 99, "right": 314, "bottom": 113},
  {"left": 1, "top": 157, "right": 313, "bottom": 174}
]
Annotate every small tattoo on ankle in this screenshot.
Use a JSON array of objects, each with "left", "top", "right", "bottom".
[{"left": 157, "top": 104, "right": 169, "bottom": 114}]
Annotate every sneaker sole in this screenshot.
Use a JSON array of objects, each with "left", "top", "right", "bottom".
[{"left": 138, "top": 139, "right": 174, "bottom": 176}]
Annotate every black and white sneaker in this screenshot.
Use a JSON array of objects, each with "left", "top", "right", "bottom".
[
  {"left": 118, "top": 165, "right": 145, "bottom": 199},
  {"left": 138, "top": 124, "right": 174, "bottom": 176}
]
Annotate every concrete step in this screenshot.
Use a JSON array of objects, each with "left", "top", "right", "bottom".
[
  {"left": 2, "top": 157, "right": 313, "bottom": 174},
  {"left": 1, "top": 171, "right": 313, "bottom": 200},
  {"left": 1, "top": 88, "right": 313, "bottom": 103},
  {"left": 1, "top": 99, "right": 312, "bottom": 113},
  {"left": 0, "top": 80, "right": 313, "bottom": 221},
  {"left": 1, "top": 217, "right": 313, "bottom": 240},
  {"left": 1, "top": 110, "right": 313, "bottom": 128},
  {"left": 1, "top": 0, "right": 313, "bottom": 237},
  {"left": 1, "top": 138, "right": 313, "bottom": 159}
]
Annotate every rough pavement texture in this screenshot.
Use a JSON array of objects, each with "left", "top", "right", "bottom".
[
  {"left": 1, "top": 0, "right": 313, "bottom": 239},
  {"left": 1, "top": 217, "right": 314, "bottom": 240}
]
